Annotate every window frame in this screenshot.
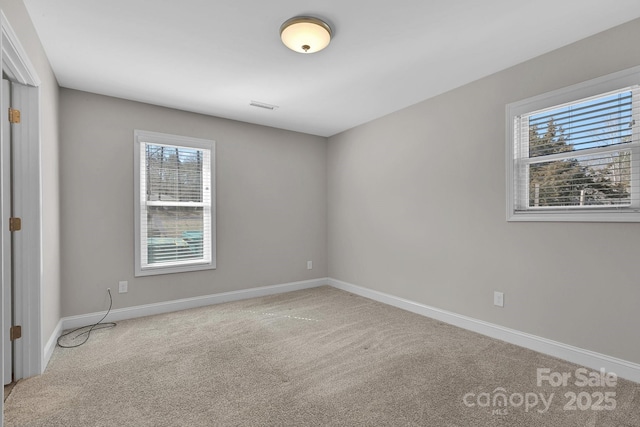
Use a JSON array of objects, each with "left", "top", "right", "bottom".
[
  {"left": 134, "top": 130, "right": 216, "bottom": 276},
  {"left": 506, "top": 65, "right": 640, "bottom": 222}
]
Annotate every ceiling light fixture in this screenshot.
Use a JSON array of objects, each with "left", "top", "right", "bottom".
[{"left": 280, "top": 16, "right": 332, "bottom": 54}]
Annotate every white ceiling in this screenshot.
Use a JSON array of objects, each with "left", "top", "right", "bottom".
[{"left": 23, "top": 0, "right": 640, "bottom": 137}]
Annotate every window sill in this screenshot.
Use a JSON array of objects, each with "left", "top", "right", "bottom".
[
  {"left": 507, "top": 209, "right": 640, "bottom": 222},
  {"left": 135, "top": 262, "right": 216, "bottom": 277}
]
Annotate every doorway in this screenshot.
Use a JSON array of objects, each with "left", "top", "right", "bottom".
[{"left": 1, "top": 8, "right": 44, "bottom": 411}]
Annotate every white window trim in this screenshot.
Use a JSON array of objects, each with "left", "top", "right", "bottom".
[
  {"left": 506, "top": 65, "right": 640, "bottom": 222},
  {"left": 134, "top": 130, "right": 216, "bottom": 276}
]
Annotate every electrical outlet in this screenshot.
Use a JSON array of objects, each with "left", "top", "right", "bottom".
[
  {"left": 494, "top": 291, "right": 504, "bottom": 307},
  {"left": 118, "top": 280, "right": 128, "bottom": 293},
  {"left": 307, "top": 260, "right": 312, "bottom": 270}
]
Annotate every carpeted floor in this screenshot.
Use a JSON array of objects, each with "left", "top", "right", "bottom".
[{"left": 4, "top": 286, "right": 640, "bottom": 426}]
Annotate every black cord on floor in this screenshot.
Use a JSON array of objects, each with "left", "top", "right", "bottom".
[{"left": 57, "top": 288, "right": 117, "bottom": 348}]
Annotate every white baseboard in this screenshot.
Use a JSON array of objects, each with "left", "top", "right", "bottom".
[
  {"left": 46, "top": 276, "right": 640, "bottom": 384},
  {"left": 43, "top": 319, "right": 63, "bottom": 371},
  {"left": 328, "top": 278, "right": 640, "bottom": 384},
  {"left": 44, "top": 278, "right": 328, "bottom": 369},
  {"left": 61, "top": 278, "right": 328, "bottom": 330}
]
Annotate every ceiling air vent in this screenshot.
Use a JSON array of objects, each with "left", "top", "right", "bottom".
[{"left": 249, "top": 100, "right": 279, "bottom": 110}]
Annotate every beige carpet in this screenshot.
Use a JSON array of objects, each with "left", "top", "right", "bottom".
[{"left": 4, "top": 286, "right": 640, "bottom": 426}]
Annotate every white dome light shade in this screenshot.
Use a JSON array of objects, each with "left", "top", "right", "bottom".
[{"left": 280, "top": 17, "right": 332, "bottom": 54}]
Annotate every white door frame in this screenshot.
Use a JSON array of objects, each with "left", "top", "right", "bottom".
[
  {"left": 2, "top": 79, "right": 12, "bottom": 387},
  {"left": 1, "top": 5, "right": 43, "bottom": 397}
]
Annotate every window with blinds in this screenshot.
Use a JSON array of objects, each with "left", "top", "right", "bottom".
[
  {"left": 507, "top": 67, "right": 640, "bottom": 222},
  {"left": 134, "top": 130, "right": 215, "bottom": 276}
]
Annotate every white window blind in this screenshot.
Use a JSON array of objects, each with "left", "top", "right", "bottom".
[
  {"left": 507, "top": 66, "right": 640, "bottom": 222},
  {"left": 134, "top": 131, "right": 215, "bottom": 276}
]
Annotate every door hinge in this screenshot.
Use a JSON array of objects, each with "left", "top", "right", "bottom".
[
  {"left": 8, "top": 108, "right": 21, "bottom": 124},
  {"left": 9, "top": 217, "right": 21, "bottom": 232},
  {"left": 10, "top": 325, "right": 21, "bottom": 341}
]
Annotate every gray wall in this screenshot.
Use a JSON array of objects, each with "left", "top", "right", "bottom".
[
  {"left": 328, "top": 18, "right": 640, "bottom": 364},
  {"left": 60, "top": 90, "right": 327, "bottom": 316},
  {"left": 34, "top": 5, "right": 640, "bottom": 367},
  {"left": 2, "top": 0, "right": 61, "bottom": 351}
]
